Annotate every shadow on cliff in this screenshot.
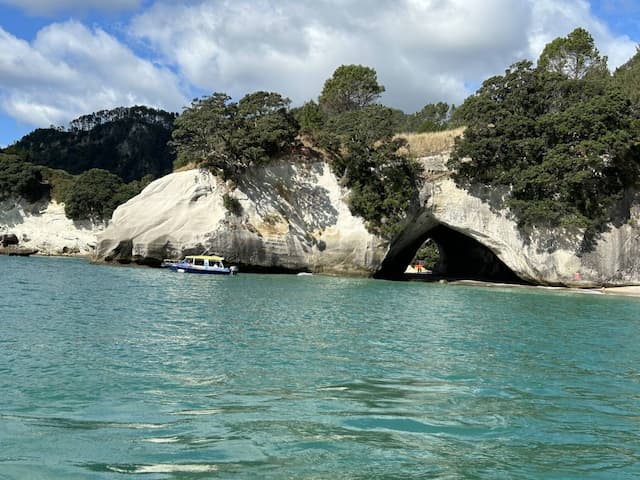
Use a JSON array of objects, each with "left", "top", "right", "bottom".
[{"left": 236, "top": 163, "right": 339, "bottom": 249}]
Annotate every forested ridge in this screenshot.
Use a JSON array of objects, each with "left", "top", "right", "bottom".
[{"left": 1, "top": 28, "right": 638, "bottom": 238}]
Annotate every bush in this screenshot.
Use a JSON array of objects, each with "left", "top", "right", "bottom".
[
  {"left": 222, "top": 193, "right": 243, "bottom": 216},
  {"left": 0, "top": 153, "right": 48, "bottom": 202},
  {"left": 64, "top": 169, "right": 143, "bottom": 222}
]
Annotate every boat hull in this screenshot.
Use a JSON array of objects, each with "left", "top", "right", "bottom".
[{"left": 167, "top": 264, "right": 234, "bottom": 275}]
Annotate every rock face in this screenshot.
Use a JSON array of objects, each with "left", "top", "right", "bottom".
[
  {"left": 96, "top": 163, "right": 385, "bottom": 276},
  {"left": 94, "top": 155, "right": 640, "bottom": 286},
  {"left": 0, "top": 200, "right": 104, "bottom": 256},
  {"left": 378, "top": 155, "right": 640, "bottom": 287}
]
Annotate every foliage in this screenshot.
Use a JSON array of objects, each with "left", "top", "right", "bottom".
[
  {"left": 538, "top": 27, "right": 608, "bottom": 80},
  {"left": 412, "top": 240, "right": 440, "bottom": 269},
  {"left": 38, "top": 167, "right": 75, "bottom": 203},
  {"left": 614, "top": 46, "right": 640, "bottom": 114},
  {"left": 222, "top": 193, "right": 243, "bottom": 216},
  {"left": 402, "top": 102, "right": 455, "bottom": 133},
  {"left": 319, "top": 65, "right": 385, "bottom": 115},
  {"left": 63, "top": 168, "right": 144, "bottom": 222},
  {"left": 292, "top": 100, "right": 325, "bottom": 136},
  {"left": 319, "top": 104, "right": 399, "bottom": 158},
  {"left": 171, "top": 91, "right": 299, "bottom": 177},
  {"left": 450, "top": 52, "right": 640, "bottom": 237},
  {"left": 346, "top": 140, "right": 422, "bottom": 239},
  {"left": 316, "top": 103, "right": 422, "bottom": 239},
  {"left": 0, "top": 153, "right": 48, "bottom": 202},
  {"left": 13, "top": 106, "right": 176, "bottom": 182}
]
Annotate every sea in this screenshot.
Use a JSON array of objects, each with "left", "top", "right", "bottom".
[{"left": 1, "top": 255, "right": 639, "bottom": 479}]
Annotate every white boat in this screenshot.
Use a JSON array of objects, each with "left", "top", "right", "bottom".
[{"left": 166, "top": 255, "right": 238, "bottom": 275}]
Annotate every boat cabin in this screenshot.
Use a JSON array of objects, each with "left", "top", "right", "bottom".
[{"left": 183, "top": 255, "right": 225, "bottom": 269}]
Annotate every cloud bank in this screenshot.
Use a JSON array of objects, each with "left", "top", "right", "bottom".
[
  {"left": 0, "top": 0, "right": 637, "bottom": 132},
  {"left": 0, "top": 22, "right": 186, "bottom": 127},
  {"left": 128, "top": 0, "right": 637, "bottom": 111}
]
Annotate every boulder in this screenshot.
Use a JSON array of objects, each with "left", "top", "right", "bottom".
[{"left": 1, "top": 233, "right": 18, "bottom": 247}]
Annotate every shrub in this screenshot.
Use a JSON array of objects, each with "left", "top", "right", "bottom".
[{"left": 222, "top": 193, "right": 243, "bottom": 216}]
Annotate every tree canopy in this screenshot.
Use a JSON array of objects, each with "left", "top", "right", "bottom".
[
  {"left": 0, "top": 153, "right": 48, "bottom": 203},
  {"left": 318, "top": 64, "right": 385, "bottom": 115},
  {"left": 63, "top": 168, "right": 148, "bottom": 222},
  {"left": 614, "top": 46, "right": 640, "bottom": 114},
  {"left": 12, "top": 106, "right": 176, "bottom": 182},
  {"left": 450, "top": 42, "right": 640, "bottom": 241},
  {"left": 538, "top": 27, "right": 608, "bottom": 80},
  {"left": 171, "top": 91, "right": 298, "bottom": 176}
]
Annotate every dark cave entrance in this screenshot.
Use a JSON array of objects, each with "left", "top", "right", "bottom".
[{"left": 375, "top": 224, "right": 527, "bottom": 284}]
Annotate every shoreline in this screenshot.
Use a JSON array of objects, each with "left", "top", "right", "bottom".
[{"left": 449, "top": 279, "right": 640, "bottom": 299}]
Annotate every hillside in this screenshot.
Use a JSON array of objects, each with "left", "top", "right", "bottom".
[{"left": 10, "top": 106, "right": 176, "bottom": 183}]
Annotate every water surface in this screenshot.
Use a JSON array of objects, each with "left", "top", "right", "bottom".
[{"left": 1, "top": 256, "right": 639, "bottom": 478}]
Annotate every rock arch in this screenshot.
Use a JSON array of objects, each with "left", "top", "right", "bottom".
[{"left": 375, "top": 222, "right": 525, "bottom": 284}]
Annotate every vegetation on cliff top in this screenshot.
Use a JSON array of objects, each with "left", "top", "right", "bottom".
[
  {"left": 450, "top": 28, "right": 640, "bottom": 244},
  {"left": 171, "top": 91, "right": 299, "bottom": 176}
]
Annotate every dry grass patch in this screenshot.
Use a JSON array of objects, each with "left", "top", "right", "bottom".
[
  {"left": 173, "top": 161, "right": 198, "bottom": 172},
  {"left": 395, "top": 127, "right": 465, "bottom": 157}
]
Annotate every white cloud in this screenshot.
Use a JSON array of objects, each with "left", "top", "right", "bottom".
[
  {"left": 0, "top": 0, "right": 636, "bottom": 135},
  {"left": 129, "top": 0, "right": 638, "bottom": 112},
  {"left": 0, "top": 22, "right": 187, "bottom": 128},
  {"left": 0, "top": 0, "right": 142, "bottom": 15}
]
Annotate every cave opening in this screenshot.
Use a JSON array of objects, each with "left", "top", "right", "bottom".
[{"left": 375, "top": 224, "right": 528, "bottom": 284}]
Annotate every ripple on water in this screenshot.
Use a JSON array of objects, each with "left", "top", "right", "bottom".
[{"left": 1, "top": 257, "right": 640, "bottom": 479}]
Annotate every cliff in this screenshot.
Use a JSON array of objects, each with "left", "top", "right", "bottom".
[
  {"left": 0, "top": 199, "right": 104, "bottom": 256},
  {"left": 96, "top": 163, "right": 385, "bottom": 275},
  {"left": 94, "top": 155, "right": 640, "bottom": 286}
]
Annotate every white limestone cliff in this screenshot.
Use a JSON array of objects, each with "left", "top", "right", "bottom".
[
  {"left": 7, "top": 153, "right": 638, "bottom": 286},
  {"left": 0, "top": 199, "right": 104, "bottom": 256},
  {"left": 95, "top": 163, "right": 385, "bottom": 276}
]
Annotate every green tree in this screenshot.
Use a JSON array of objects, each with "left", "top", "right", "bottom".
[
  {"left": 538, "top": 27, "right": 608, "bottom": 80},
  {"left": 450, "top": 54, "right": 640, "bottom": 239},
  {"left": 293, "top": 100, "right": 325, "bottom": 135},
  {"left": 236, "top": 91, "right": 299, "bottom": 163},
  {"left": 318, "top": 65, "right": 385, "bottom": 115},
  {"left": 402, "top": 102, "right": 453, "bottom": 132},
  {"left": 64, "top": 168, "right": 141, "bottom": 222},
  {"left": 171, "top": 91, "right": 298, "bottom": 176},
  {"left": 317, "top": 105, "right": 422, "bottom": 238},
  {"left": 0, "top": 153, "right": 48, "bottom": 202}
]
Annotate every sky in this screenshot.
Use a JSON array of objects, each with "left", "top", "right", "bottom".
[{"left": 0, "top": 0, "right": 639, "bottom": 147}]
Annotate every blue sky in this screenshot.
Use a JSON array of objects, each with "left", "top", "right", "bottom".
[{"left": 1, "top": 0, "right": 638, "bottom": 147}]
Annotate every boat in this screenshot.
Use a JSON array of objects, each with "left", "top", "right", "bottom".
[{"left": 166, "top": 255, "right": 238, "bottom": 275}]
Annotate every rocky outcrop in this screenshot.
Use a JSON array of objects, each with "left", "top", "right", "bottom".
[
  {"left": 1, "top": 233, "right": 18, "bottom": 247},
  {"left": 96, "top": 163, "right": 385, "bottom": 275},
  {"left": 0, "top": 200, "right": 104, "bottom": 256},
  {"left": 94, "top": 155, "right": 640, "bottom": 286},
  {"left": 379, "top": 155, "right": 640, "bottom": 286}
]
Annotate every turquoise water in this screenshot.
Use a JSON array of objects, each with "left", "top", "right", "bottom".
[{"left": 1, "top": 256, "right": 639, "bottom": 479}]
